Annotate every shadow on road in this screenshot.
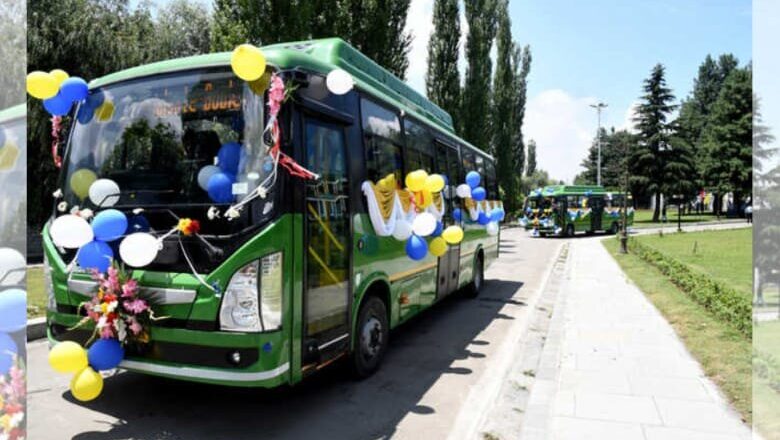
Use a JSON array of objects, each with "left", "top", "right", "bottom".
[{"left": 60, "top": 267, "right": 527, "bottom": 440}]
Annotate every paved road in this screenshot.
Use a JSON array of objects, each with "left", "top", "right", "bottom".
[{"left": 27, "top": 228, "right": 563, "bottom": 440}]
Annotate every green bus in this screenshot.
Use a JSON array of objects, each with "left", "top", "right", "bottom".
[
  {"left": 44, "top": 38, "right": 500, "bottom": 387},
  {"left": 520, "top": 185, "right": 633, "bottom": 237}
]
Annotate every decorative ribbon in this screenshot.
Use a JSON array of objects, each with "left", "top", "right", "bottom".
[{"left": 51, "top": 115, "right": 62, "bottom": 168}]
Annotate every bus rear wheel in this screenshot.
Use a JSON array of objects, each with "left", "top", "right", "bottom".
[
  {"left": 464, "top": 254, "right": 484, "bottom": 298},
  {"left": 350, "top": 295, "right": 389, "bottom": 379},
  {"left": 566, "top": 224, "right": 575, "bottom": 237}
]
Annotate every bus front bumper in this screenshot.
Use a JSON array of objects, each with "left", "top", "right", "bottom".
[{"left": 47, "top": 311, "right": 291, "bottom": 388}]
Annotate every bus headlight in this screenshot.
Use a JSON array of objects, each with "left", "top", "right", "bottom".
[{"left": 219, "top": 252, "right": 283, "bottom": 332}]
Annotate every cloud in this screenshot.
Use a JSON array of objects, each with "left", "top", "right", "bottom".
[
  {"left": 404, "top": 0, "right": 435, "bottom": 94},
  {"left": 618, "top": 100, "right": 640, "bottom": 133},
  {"left": 524, "top": 90, "right": 598, "bottom": 184}
]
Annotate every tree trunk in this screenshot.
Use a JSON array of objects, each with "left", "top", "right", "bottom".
[{"left": 653, "top": 192, "right": 661, "bottom": 222}]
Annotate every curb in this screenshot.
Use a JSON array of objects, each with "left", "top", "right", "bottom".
[{"left": 27, "top": 316, "right": 47, "bottom": 341}]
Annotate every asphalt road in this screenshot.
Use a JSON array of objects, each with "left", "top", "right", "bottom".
[{"left": 27, "top": 228, "right": 563, "bottom": 440}]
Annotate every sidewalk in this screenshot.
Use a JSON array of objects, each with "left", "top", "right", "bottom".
[{"left": 523, "top": 237, "right": 751, "bottom": 440}]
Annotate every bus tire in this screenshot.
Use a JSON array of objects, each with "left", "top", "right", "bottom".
[
  {"left": 566, "top": 224, "right": 575, "bottom": 237},
  {"left": 350, "top": 295, "right": 389, "bottom": 379},
  {"left": 609, "top": 222, "right": 619, "bottom": 235},
  {"left": 464, "top": 253, "right": 484, "bottom": 298}
]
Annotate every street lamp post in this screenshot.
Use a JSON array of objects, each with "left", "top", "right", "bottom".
[{"left": 590, "top": 102, "right": 608, "bottom": 187}]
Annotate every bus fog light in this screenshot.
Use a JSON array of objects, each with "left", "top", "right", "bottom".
[
  {"left": 228, "top": 350, "right": 241, "bottom": 365},
  {"left": 220, "top": 261, "right": 262, "bottom": 332}
]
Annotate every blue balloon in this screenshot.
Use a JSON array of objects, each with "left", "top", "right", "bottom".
[
  {"left": 453, "top": 208, "right": 463, "bottom": 222},
  {"left": 59, "top": 77, "right": 89, "bottom": 102},
  {"left": 472, "top": 187, "right": 486, "bottom": 201},
  {"left": 126, "top": 214, "right": 150, "bottom": 234},
  {"left": 262, "top": 158, "right": 274, "bottom": 173},
  {"left": 0, "top": 332, "right": 17, "bottom": 375},
  {"left": 217, "top": 142, "right": 242, "bottom": 174},
  {"left": 207, "top": 172, "right": 236, "bottom": 203},
  {"left": 88, "top": 338, "right": 125, "bottom": 371},
  {"left": 0, "top": 289, "right": 26, "bottom": 333},
  {"left": 405, "top": 235, "right": 428, "bottom": 261},
  {"left": 478, "top": 212, "right": 490, "bottom": 225},
  {"left": 466, "top": 171, "right": 481, "bottom": 189},
  {"left": 76, "top": 103, "right": 95, "bottom": 124},
  {"left": 92, "top": 209, "right": 128, "bottom": 242},
  {"left": 432, "top": 221, "right": 443, "bottom": 237},
  {"left": 43, "top": 93, "right": 72, "bottom": 116},
  {"left": 86, "top": 90, "right": 105, "bottom": 109},
  {"left": 490, "top": 208, "right": 502, "bottom": 223},
  {"left": 78, "top": 240, "right": 113, "bottom": 273}
]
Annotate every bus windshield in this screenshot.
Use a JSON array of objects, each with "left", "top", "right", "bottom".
[
  {"left": 62, "top": 69, "right": 269, "bottom": 217},
  {"left": 525, "top": 196, "right": 552, "bottom": 211}
]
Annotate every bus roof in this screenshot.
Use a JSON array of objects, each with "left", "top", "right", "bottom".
[
  {"left": 0, "top": 104, "right": 25, "bottom": 122},
  {"left": 89, "top": 38, "right": 492, "bottom": 160},
  {"left": 528, "top": 185, "right": 618, "bottom": 197}
]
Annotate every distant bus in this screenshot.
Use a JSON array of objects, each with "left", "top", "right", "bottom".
[
  {"left": 44, "top": 38, "right": 499, "bottom": 387},
  {"left": 521, "top": 185, "right": 633, "bottom": 237}
]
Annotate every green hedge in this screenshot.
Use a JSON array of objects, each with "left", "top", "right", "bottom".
[{"left": 628, "top": 237, "right": 752, "bottom": 338}]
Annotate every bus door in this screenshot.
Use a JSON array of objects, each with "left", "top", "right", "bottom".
[
  {"left": 590, "top": 196, "right": 604, "bottom": 231},
  {"left": 301, "top": 116, "right": 352, "bottom": 369},
  {"left": 435, "top": 141, "right": 461, "bottom": 299}
]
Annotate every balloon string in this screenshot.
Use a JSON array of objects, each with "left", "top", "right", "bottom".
[{"left": 178, "top": 237, "right": 216, "bottom": 293}]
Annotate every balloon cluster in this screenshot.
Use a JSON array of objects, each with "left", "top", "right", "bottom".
[
  {"left": 392, "top": 170, "right": 464, "bottom": 261},
  {"left": 51, "top": 208, "right": 129, "bottom": 273},
  {"left": 48, "top": 339, "right": 123, "bottom": 401},
  {"left": 453, "top": 171, "right": 504, "bottom": 236},
  {"left": 196, "top": 142, "right": 243, "bottom": 204},
  {"left": 27, "top": 69, "right": 110, "bottom": 119},
  {"left": 0, "top": 288, "right": 25, "bottom": 376}
]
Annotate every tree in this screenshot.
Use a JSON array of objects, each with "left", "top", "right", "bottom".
[
  {"left": 700, "top": 66, "right": 753, "bottom": 213},
  {"left": 156, "top": 0, "right": 213, "bottom": 59},
  {"left": 461, "top": 0, "right": 497, "bottom": 150},
  {"left": 512, "top": 44, "right": 531, "bottom": 178},
  {"left": 0, "top": 0, "right": 25, "bottom": 109},
  {"left": 631, "top": 63, "right": 677, "bottom": 222},
  {"left": 425, "top": 0, "right": 461, "bottom": 129},
  {"left": 526, "top": 139, "right": 537, "bottom": 176},
  {"left": 577, "top": 129, "right": 639, "bottom": 191},
  {"left": 210, "top": 1, "right": 412, "bottom": 79}
]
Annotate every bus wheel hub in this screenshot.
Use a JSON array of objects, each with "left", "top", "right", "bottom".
[{"left": 361, "top": 317, "right": 382, "bottom": 357}]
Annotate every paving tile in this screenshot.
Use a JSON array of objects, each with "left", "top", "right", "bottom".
[
  {"left": 654, "top": 397, "right": 748, "bottom": 435},
  {"left": 553, "top": 416, "right": 645, "bottom": 440},
  {"left": 643, "top": 425, "right": 750, "bottom": 440},
  {"left": 628, "top": 375, "right": 712, "bottom": 401},
  {"left": 574, "top": 392, "right": 661, "bottom": 424},
  {"left": 554, "top": 390, "right": 575, "bottom": 417}
]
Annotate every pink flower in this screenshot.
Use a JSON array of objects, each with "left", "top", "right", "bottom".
[
  {"left": 106, "top": 267, "right": 120, "bottom": 292},
  {"left": 121, "top": 279, "right": 138, "bottom": 298},
  {"left": 268, "top": 74, "right": 285, "bottom": 117},
  {"left": 126, "top": 316, "right": 144, "bottom": 335},
  {"left": 123, "top": 298, "right": 148, "bottom": 314},
  {"left": 99, "top": 325, "right": 115, "bottom": 339}
]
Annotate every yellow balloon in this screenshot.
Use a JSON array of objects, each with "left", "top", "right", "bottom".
[
  {"left": 442, "top": 225, "right": 464, "bottom": 244},
  {"left": 49, "top": 341, "right": 88, "bottom": 373},
  {"left": 405, "top": 169, "right": 428, "bottom": 192},
  {"left": 70, "top": 168, "right": 97, "bottom": 200},
  {"left": 248, "top": 71, "right": 272, "bottom": 96},
  {"left": 96, "top": 101, "right": 115, "bottom": 122},
  {"left": 26, "top": 71, "right": 59, "bottom": 100},
  {"left": 231, "top": 44, "right": 267, "bottom": 81},
  {"left": 415, "top": 189, "right": 433, "bottom": 209},
  {"left": 424, "top": 174, "right": 445, "bottom": 193},
  {"left": 70, "top": 367, "right": 104, "bottom": 402},
  {"left": 50, "top": 69, "right": 70, "bottom": 88},
  {"left": 429, "top": 237, "right": 448, "bottom": 257}
]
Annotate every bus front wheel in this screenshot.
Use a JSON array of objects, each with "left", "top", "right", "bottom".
[
  {"left": 609, "top": 222, "right": 619, "bottom": 235},
  {"left": 566, "top": 224, "right": 575, "bottom": 237},
  {"left": 351, "top": 295, "right": 389, "bottom": 379},
  {"left": 464, "top": 254, "right": 484, "bottom": 298}
]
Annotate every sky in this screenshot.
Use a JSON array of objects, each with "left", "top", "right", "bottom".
[{"left": 404, "top": 0, "right": 752, "bottom": 183}]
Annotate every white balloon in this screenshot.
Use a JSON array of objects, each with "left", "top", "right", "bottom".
[
  {"left": 50, "top": 214, "right": 94, "bottom": 249},
  {"left": 0, "top": 248, "right": 25, "bottom": 286},
  {"left": 456, "top": 184, "right": 471, "bottom": 199},
  {"left": 392, "top": 220, "right": 413, "bottom": 241},
  {"left": 88, "top": 178, "right": 120, "bottom": 207},
  {"left": 487, "top": 221, "right": 499, "bottom": 236},
  {"left": 326, "top": 69, "right": 354, "bottom": 95},
  {"left": 197, "top": 165, "right": 221, "bottom": 191},
  {"left": 412, "top": 213, "right": 437, "bottom": 237},
  {"left": 119, "top": 233, "right": 160, "bottom": 268}
]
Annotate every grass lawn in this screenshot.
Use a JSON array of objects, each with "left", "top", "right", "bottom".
[
  {"left": 754, "top": 320, "right": 780, "bottom": 438},
  {"left": 632, "top": 209, "right": 726, "bottom": 229},
  {"left": 603, "top": 238, "right": 752, "bottom": 423},
  {"left": 26, "top": 266, "right": 47, "bottom": 318},
  {"left": 635, "top": 228, "right": 752, "bottom": 297}
]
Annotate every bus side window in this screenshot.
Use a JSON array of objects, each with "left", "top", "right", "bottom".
[
  {"left": 403, "top": 118, "right": 434, "bottom": 174},
  {"left": 462, "top": 149, "right": 476, "bottom": 176},
  {"left": 361, "top": 97, "right": 403, "bottom": 186},
  {"left": 566, "top": 195, "right": 577, "bottom": 210}
]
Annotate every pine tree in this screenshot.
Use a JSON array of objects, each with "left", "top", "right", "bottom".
[
  {"left": 526, "top": 139, "right": 537, "bottom": 176},
  {"left": 700, "top": 66, "right": 753, "bottom": 212},
  {"left": 631, "top": 63, "right": 677, "bottom": 222},
  {"left": 426, "top": 0, "right": 461, "bottom": 129},
  {"left": 491, "top": 0, "right": 517, "bottom": 210},
  {"left": 461, "top": 0, "right": 497, "bottom": 150}
]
